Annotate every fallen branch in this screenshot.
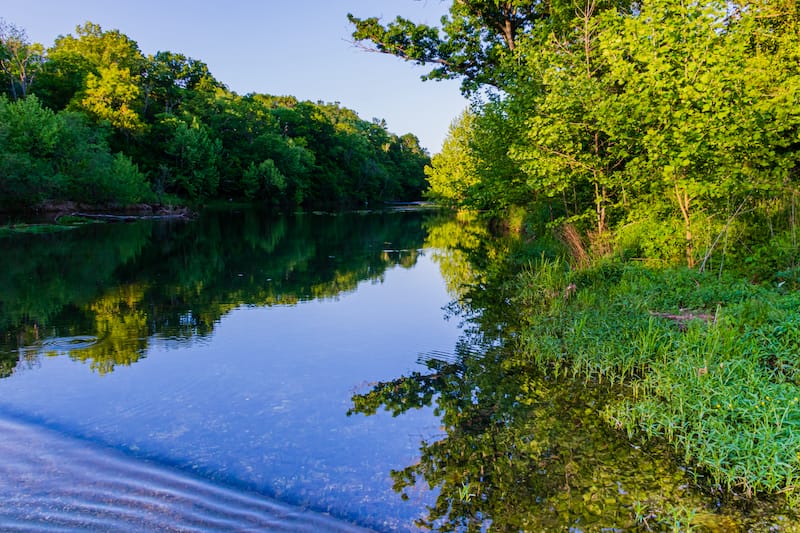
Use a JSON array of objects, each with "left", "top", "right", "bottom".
[
  {"left": 66, "top": 211, "right": 191, "bottom": 222},
  {"left": 649, "top": 310, "right": 716, "bottom": 325}
]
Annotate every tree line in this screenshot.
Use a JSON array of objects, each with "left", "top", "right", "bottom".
[
  {"left": 351, "top": 0, "right": 800, "bottom": 278},
  {"left": 0, "top": 20, "right": 431, "bottom": 210}
]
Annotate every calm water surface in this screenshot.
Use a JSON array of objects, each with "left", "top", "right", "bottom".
[
  {"left": 0, "top": 209, "right": 459, "bottom": 531},
  {"left": 1, "top": 209, "right": 798, "bottom": 531}
]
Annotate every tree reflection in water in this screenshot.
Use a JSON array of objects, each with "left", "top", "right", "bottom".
[
  {"left": 0, "top": 209, "right": 428, "bottom": 376},
  {"left": 349, "top": 214, "right": 756, "bottom": 532}
]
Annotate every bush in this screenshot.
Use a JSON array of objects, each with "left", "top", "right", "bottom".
[{"left": 0, "top": 95, "right": 155, "bottom": 207}]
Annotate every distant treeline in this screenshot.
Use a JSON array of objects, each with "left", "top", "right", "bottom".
[{"left": 0, "top": 21, "right": 431, "bottom": 210}]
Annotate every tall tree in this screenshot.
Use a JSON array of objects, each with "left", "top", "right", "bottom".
[
  {"left": 141, "top": 51, "right": 216, "bottom": 118},
  {"left": 163, "top": 116, "right": 221, "bottom": 200},
  {"left": 596, "top": 0, "right": 800, "bottom": 267},
  {"left": 35, "top": 22, "right": 145, "bottom": 111},
  {"left": 426, "top": 110, "right": 480, "bottom": 207},
  {"left": 79, "top": 63, "right": 145, "bottom": 133},
  {"left": 508, "top": 0, "right": 628, "bottom": 237},
  {"left": 0, "top": 20, "right": 43, "bottom": 100},
  {"left": 348, "top": 0, "right": 629, "bottom": 94}
]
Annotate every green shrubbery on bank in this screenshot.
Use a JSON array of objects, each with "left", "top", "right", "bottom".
[
  {"left": 511, "top": 257, "right": 800, "bottom": 501},
  {"left": 0, "top": 96, "right": 155, "bottom": 208}
]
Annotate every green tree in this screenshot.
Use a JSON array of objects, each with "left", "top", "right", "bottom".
[
  {"left": 250, "top": 134, "right": 314, "bottom": 204},
  {"left": 388, "top": 132, "right": 429, "bottom": 200},
  {"left": 78, "top": 63, "right": 145, "bottom": 133},
  {"left": 1, "top": 18, "right": 430, "bottom": 210},
  {"left": 35, "top": 22, "right": 145, "bottom": 112},
  {"left": 0, "top": 95, "right": 63, "bottom": 206},
  {"left": 507, "top": 2, "right": 629, "bottom": 238},
  {"left": 349, "top": 1, "right": 585, "bottom": 93},
  {"left": 349, "top": 1, "right": 635, "bottom": 93},
  {"left": 597, "top": 0, "right": 800, "bottom": 266},
  {"left": 404, "top": 0, "right": 800, "bottom": 273},
  {"left": 141, "top": 51, "right": 217, "bottom": 118},
  {"left": 164, "top": 116, "right": 221, "bottom": 200},
  {"left": 0, "top": 95, "right": 152, "bottom": 207},
  {"left": 241, "top": 159, "right": 287, "bottom": 203},
  {"left": 55, "top": 110, "right": 151, "bottom": 204},
  {"left": 0, "top": 19, "right": 44, "bottom": 100},
  {"left": 425, "top": 110, "right": 479, "bottom": 207}
]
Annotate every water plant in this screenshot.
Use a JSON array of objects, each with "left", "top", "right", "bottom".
[
  {"left": 515, "top": 259, "right": 800, "bottom": 502},
  {"left": 660, "top": 503, "right": 697, "bottom": 532},
  {"left": 457, "top": 481, "right": 475, "bottom": 502}
]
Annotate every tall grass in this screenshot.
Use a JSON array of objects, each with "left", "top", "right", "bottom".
[{"left": 515, "top": 259, "right": 800, "bottom": 498}]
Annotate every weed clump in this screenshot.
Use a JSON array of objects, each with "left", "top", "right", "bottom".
[{"left": 516, "top": 260, "right": 800, "bottom": 499}]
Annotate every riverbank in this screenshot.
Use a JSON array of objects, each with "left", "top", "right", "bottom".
[
  {"left": 511, "top": 257, "right": 800, "bottom": 509},
  {"left": 40, "top": 201, "right": 192, "bottom": 218},
  {"left": 0, "top": 202, "right": 194, "bottom": 235}
]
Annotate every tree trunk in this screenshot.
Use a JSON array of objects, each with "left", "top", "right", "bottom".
[
  {"left": 675, "top": 183, "right": 695, "bottom": 268},
  {"left": 594, "top": 181, "right": 606, "bottom": 235}
]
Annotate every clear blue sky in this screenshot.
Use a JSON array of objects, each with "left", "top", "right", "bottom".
[{"left": 3, "top": 1, "right": 468, "bottom": 153}]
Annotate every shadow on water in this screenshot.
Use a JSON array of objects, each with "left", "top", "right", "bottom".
[{"left": 349, "top": 213, "right": 800, "bottom": 532}]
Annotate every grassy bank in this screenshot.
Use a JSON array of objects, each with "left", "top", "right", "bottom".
[{"left": 513, "top": 258, "right": 800, "bottom": 502}]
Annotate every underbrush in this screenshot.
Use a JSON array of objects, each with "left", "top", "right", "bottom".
[{"left": 514, "top": 258, "right": 800, "bottom": 501}]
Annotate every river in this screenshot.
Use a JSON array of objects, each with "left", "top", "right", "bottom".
[{"left": 0, "top": 208, "right": 796, "bottom": 531}]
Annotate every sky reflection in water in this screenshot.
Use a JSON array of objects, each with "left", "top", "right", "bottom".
[{"left": 0, "top": 211, "right": 460, "bottom": 531}]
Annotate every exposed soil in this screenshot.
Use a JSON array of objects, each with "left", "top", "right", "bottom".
[{"left": 26, "top": 201, "right": 194, "bottom": 220}]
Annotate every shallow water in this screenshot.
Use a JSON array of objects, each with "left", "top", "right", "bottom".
[{"left": 0, "top": 415, "right": 370, "bottom": 532}]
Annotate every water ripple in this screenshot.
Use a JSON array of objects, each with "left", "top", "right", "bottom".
[
  {"left": 39, "top": 335, "right": 101, "bottom": 352},
  {"left": 0, "top": 415, "right": 371, "bottom": 532}
]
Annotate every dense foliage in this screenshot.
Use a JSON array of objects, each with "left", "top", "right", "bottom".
[
  {"left": 354, "top": 0, "right": 800, "bottom": 277},
  {"left": 0, "top": 21, "right": 430, "bottom": 209},
  {"left": 350, "top": 0, "right": 800, "bottom": 515}
]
